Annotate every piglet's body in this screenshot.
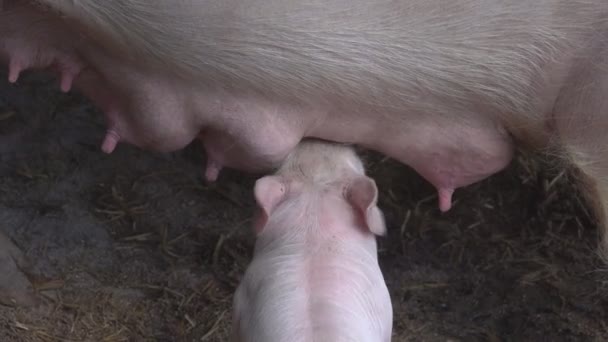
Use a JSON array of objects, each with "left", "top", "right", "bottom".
[{"left": 232, "top": 140, "right": 392, "bottom": 342}]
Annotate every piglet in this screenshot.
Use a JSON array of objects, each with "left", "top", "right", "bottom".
[{"left": 232, "top": 140, "right": 393, "bottom": 342}]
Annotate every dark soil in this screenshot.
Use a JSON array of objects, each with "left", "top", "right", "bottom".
[{"left": 0, "top": 73, "right": 607, "bottom": 341}]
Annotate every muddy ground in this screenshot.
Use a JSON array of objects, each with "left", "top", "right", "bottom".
[{"left": 0, "top": 73, "right": 607, "bottom": 341}]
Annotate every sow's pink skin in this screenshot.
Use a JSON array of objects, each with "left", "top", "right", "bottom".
[
  {"left": 2, "top": 0, "right": 607, "bottom": 216},
  {"left": 232, "top": 140, "right": 393, "bottom": 342}
]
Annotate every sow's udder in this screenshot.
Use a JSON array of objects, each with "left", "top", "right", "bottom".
[
  {"left": 0, "top": 1, "right": 300, "bottom": 178},
  {"left": 198, "top": 97, "right": 305, "bottom": 182},
  {"left": 0, "top": 3, "right": 198, "bottom": 152}
]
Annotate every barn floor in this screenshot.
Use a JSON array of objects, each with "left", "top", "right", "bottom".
[{"left": 0, "top": 74, "right": 607, "bottom": 341}]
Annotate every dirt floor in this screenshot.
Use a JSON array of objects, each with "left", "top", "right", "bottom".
[{"left": 0, "top": 73, "right": 607, "bottom": 342}]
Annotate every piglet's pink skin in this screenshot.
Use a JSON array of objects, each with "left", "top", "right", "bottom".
[{"left": 232, "top": 140, "right": 393, "bottom": 342}]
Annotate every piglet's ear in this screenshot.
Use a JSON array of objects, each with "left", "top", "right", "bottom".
[
  {"left": 253, "top": 175, "right": 287, "bottom": 234},
  {"left": 345, "top": 176, "right": 387, "bottom": 236}
]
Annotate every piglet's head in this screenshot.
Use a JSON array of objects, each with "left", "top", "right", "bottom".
[{"left": 252, "top": 174, "right": 386, "bottom": 236}]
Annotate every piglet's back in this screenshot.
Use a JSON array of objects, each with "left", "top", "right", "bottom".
[{"left": 232, "top": 139, "right": 393, "bottom": 342}]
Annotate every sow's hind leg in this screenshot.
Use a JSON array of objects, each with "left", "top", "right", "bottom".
[{"left": 553, "top": 40, "right": 608, "bottom": 259}]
